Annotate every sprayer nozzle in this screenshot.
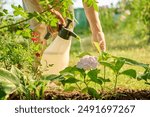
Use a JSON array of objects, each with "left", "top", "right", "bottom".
[{"left": 58, "top": 18, "right": 80, "bottom": 40}]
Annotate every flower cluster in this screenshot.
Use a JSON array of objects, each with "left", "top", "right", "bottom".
[
  {"left": 35, "top": 52, "right": 41, "bottom": 58},
  {"left": 125, "top": 10, "right": 131, "bottom": 16},
  {"left": 120, "top": 9, "right": 131, "bottom": 21},
  {"left": 31, "top": 31, "right": 40, "bottom": 43},
  {"left": 77, "top": 55, "right": 99, "bottom": 70},
  {"left": 31, "top": 31, "right": 41, "bottom": 58}
]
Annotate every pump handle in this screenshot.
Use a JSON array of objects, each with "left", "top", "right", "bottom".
[{"left": 65, "top": 19, "right": 72, "bottom": 28}]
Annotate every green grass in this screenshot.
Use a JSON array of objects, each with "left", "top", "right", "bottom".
[{"left": 69, "top": 31, "right": 150, "bottom": 91}]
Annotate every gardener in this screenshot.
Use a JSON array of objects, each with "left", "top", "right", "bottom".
[{"left": 22, "top": 0, "right": 106, "bottom": 52}]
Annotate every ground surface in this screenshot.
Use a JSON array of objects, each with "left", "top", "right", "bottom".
[
  {"left": 44, "top": 89, "right": 150, "bottom": 100},
  {"left": 8, "top": 88, "right": 150, "bottom": 100}
]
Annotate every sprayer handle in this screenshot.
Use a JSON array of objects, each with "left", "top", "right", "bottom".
[{"left": 65, "top": 19, "right": 72, "bottom": 28}]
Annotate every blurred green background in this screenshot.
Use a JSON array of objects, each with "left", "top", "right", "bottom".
[
  {"left": 70, "top": 0, "right": 150, "bottom": 90},
  {"left": 72, "top": 0, "right": 150, "bottom": 60}
]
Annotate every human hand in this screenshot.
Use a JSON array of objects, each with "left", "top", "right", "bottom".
[
  {"left": 92, "top": 31, "right": 106, "bottom": 52},
  {"left": 49, "top": 9, "right": 66, "bottom": 26},
  {"left": 47, "top": 6, "right": 66, "bottom": 38},
  {"left": 48, "top": 5, "right": 66, "bottom": 26}
]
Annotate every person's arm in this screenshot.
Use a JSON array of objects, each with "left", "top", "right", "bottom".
[
  {"left": 23, "top": 0, "right": 65, "bottom": 40},
  {"left": 83, "top": 2, "right": 106, "bottom": 51}
]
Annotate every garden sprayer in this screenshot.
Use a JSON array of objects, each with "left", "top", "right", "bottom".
[{"left": 41, "top": 19, "right": 79, "bottom": 74}]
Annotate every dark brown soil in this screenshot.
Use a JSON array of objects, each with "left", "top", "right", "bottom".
[
  {"left": 44, "top": 90, "right": 91, "bottom": 100},
  {"left": 103, "top": 88, "right": 150, "bottom": 100},
  {"left": 44, "top": 89, "right": 150, "bottom": 100},
  {"left": 8, "top": 88, "right": 150, "bottom": 100}
]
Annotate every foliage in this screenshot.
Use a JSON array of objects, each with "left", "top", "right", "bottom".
[
  {"left": 98, "top": 0, "right": 149, "bottom": 42},
  {"left": 0, "top": 0, "right": 149, "bottom": 100},
  {"left": 129, "top": 0, "right": 150, "bottom": 41},
  {"left": 0, "top": 50, "right": 149, "bottom": 99},
  {"left": 0, "top": 66, "right": 47, "bottom": 100},
  {"left": 82, "top": 0, "right": 99, "bottom": 11},
  {"left": 116, "top": 0, "right": 149, "bottom": 41},
  {"left": 99, "top": 6, "right": 117, "bottom": 32},
  {"left": 137, "top": 67, "right": 150, "bottom": 86},
  {"left": 0, "top": 31, "right": 39, "bottom": 70},
  {"left": 58, "top": 48, "right": 149, "bottom": 98},
  {"left": 129, "top": 0, "right": 150, "bottom": 29},
  {"left": 0, "top": 0, "right": 76, "bottom": 73}
]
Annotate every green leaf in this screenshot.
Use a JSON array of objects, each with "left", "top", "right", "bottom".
[
  {"left": 0, "top": 81, "right": 16, "bottom": 93},
  {"left": 60, "top": 66, "right": 74, "bottom": 74},
  {"left": 61, "top": 66, "right": 86, "bottom": 78},
  {"left": 3, "top": 9, "right": 8, "bottom": 14},
  {"left": 64, "top": 86, "right": 76, "bottom": 91},
  {"left": 137, "top": 72, "right": 150, "bottom": 81},
  {"left": 11, "top": 66, "right": 23, "bottom": 79},
  {"left": 83, "top": 0, "right": 99, "bottom": 11},
  {"left": 11, "top": 5, "right": 28, "bottom": 18},
  {"left": 93, "top": 2, "right": 99, "bottom": 11},
  {"left": 62, "top": 77, "right": 80, "bottom": 84},
  {"left": 120, "top": 69, "right": 137, "bottom": 78},
  {"left": 76, "top": 67, "right": 86, "bottom": 77},
  {"left": 120, "top": 57, "right": 149, "bottom": 69},
  {"left": 99, "top": 52, "right": 112, "bottom": 61},
  {"left": 0, "top": 81, "right": 17, "bottom": 99},
  {"left": 88, "top": 87, "right": 100, "bottom": 99},
  {"left": 100, "top": 62, "right": 116, "bottom": 72},
  {"left": 82, "top": 87, "right": 88, "bottom": 94},
  {"left": 87, "top": 69, "right": 100, "bottom": 79},
  {"left": 0, "top": 89, "right": 6, "bottom": 100},
  {"left": 93, "top": 42, "right": 101, "bottom": 53},
  {"left": 0, "top": 12, "right": 4, "bottom": 16},
  {"left": 16, "top": 30, "right": 22, "bottom": 35},
  {"left": 60, "top": 66, "right": 86, "bottom": 78},
  {"left": 42, "top": 74, "right": 64, "bottom": 81},
  {"left": 115, "top": 58, "right": 125, "bottom": 72},
  {"left": 145, "top": 82, "right": 150, "bottom": 85},
  {"left": 98, "top": 77, "right": 111, "bottom": 83},
  {"left": 22, "top": 29, "right": 31, "bottom": 38},
  {"left": 0, "top": 68, "right": 20, "bottom": 86},
  {"left": 87, "top": 69, "right": 102, "bottom": 85}
]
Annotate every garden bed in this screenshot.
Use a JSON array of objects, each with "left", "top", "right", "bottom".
[{"left": 8, "top": 88, "right": 150, "bottom": 100}]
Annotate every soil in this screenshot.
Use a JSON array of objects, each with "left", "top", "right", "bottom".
[
  {"left": 103, "top": 88, "right": 150, "bottom": 100},
  {"left": 8, "top": 88, "right": 150, "bottom": 100}
]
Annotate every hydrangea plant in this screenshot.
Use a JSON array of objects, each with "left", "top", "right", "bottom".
[{"left": 76, "top": 55, "right": 99, "bottom": 70}]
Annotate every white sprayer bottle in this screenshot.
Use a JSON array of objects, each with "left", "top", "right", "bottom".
[{"left": 41, "top": 19, "right": 78, "bottom": 75}]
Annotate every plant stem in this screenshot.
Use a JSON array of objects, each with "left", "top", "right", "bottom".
[
  {"left": 114, "top": 74, "right": 118, "bottom": 94},
  {"left": 102, "top": 66, "right": 106, "bottom": 92},
  {"left": 100, "top": 85, "right": 103, "bottom": 93},
  {"left": 0, "top": 18, "right": 31, "bottom": 30},
  {"left": 83, "top": 75, "right": 88, "bottom": 88},
  {"left": 3, "top": 60, "right": 7, "bottom": 70}
]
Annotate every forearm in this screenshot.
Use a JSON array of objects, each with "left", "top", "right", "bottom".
[
  {"left": 83, "top": 2, "right": 103, "bottom": 33},
  {"left": 22, "top": 0, "right": 43, "bottom": 12}
]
